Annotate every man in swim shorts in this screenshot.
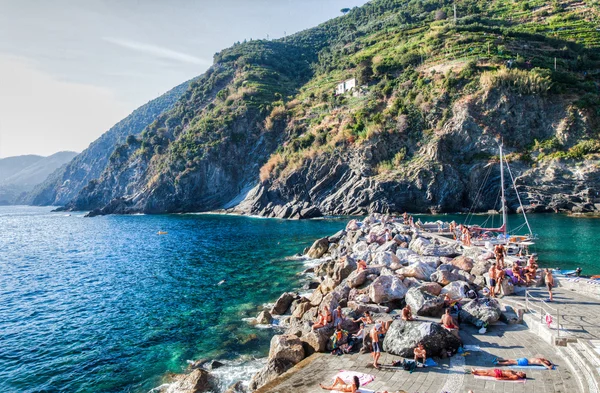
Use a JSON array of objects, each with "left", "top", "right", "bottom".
[
  {"left": 370, "top": 323, "right": 382, "bottom": 369},
  {"left": 495, "top": 357, "right": 554, "bottom": 369},
  {"left": 488, "top": 263, "right": 498, "bottom": 298},
  {"left": 471, "top": 368, "right": 526, "bottom": 380},
  {"left": 545, "top": 269, "right": 555, "bottom": 301}
]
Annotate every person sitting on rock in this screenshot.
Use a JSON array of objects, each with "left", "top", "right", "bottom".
[
  {"left": 313, "top": 306, "right": 332, "bottom": 330},
  {"left": 356, "top": 259, "right": 367, "bottom": 272},
  {"left": 441, "top": 308, "right": 459, "bottom": 330},
  {"left": 471, "top": 368, "right": 526, "bottom": 380},
  {"left": 349, "top": 323, "right": 365, "bottom": 349},
  {"left": 353, "top": 310, "right": 373, "bottom": 325},
  {"left": 512, "top": 262, "right": 525, "bottom": 284},
  {"left": 330, "top": 326, "right": 349, "bottom": 354},
  {"left": 524, "top": 256, "right": 538, "bottom": 284},
  {"left": 495, "top": 265, "right": 506, "bottom": 296},
  {"left": 413, "top": 342, "right": 427, "bottom": 367},
  {"left": 401, "top": 304, "right": 415, "bottom": 321},
  {"left": 495, "top": 357, "right": 554, "bottom": 369},
  {"left": 333, "top": 306, "right": 345, "bottom": 328},
  {"left": 320, "top": 375, "right": 360, "bottom": 392}
]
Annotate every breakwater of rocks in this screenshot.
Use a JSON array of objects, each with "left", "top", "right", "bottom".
[{"left": 160, "top": 214, "right": 538, "bottom": 393}]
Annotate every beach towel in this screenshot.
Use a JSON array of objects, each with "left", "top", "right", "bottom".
[
  {"left": 332, "top": 389, "right": 374, "bottom": 393},
  {"left": 335, "top": 370, "right": 375, "bottom": 387},
  {"left": 509, "top": 365, "right": 556, "bottom": 370},
  {"left": 463, "top": 345, "right": 481, "bottom": 352},
  {"left": 474, "top": 375, "right": 526, "bottom": 384},
  {"left": 424, "top": 358, "right": 438, "bottom": 367}
]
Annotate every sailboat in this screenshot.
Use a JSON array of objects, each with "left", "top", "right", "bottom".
[{"left": 468, "top": 144, "right": 536, "bottom": 255}]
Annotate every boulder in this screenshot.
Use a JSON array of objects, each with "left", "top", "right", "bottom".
[
  {"left": 256, "top": 310, "right": 273, "bottom": 324},
  {"left": 298, "top": 326, "right": 333, "bottom": 355},
  {"left": 332, "top": 257, "right": 357, "bottom": 282},
  {"left": 347, "top": 301, "right": 390, "bottom": 314},
  {"left": 204, "top": 360, "right": 224, "bottom": 370},
  {"left": 376, "top": 240, "right": 398, "bottom": 253},
  {"left": 409, "top": 237, "right": 457, "bottom": 257},
  {"left": 347, "top": 270, "right": 368, "bottom": 288},
  {"left": 419, "top": 282, "right": 442, "bottom": 296},
  {"left": 271, "top": 292, "right": 297, "bottom": 315},
  {"left": 459, "top": 298, "right": 502, "bottom": 327},
  {"left": 395, "top": 248, "right": 415, "bottom": 264},
  {"left": 407, "top": 254, "right": 440, "bottom": 266},
  {"left": 292, "top": 302, "right": 313, "bottom": 319},
  {"left": 269, "top": 334, "right": 305, "bottom": 364},
  {"left": 307, "top": 237, "right": 329, "bottom": 259},
  {"left": 498, "top": 278, "right": 515, "bottom": 296},
  {"left": 309, "top": 287, "right": 325, "bottom": 307},
  {"left": 328, "top": 230, "right": 346, "bottom": 243},
  {"left": 373, "top": 251, "right": 400, "bottom": 267},
  {"left": 166, "top": 369, "right": 211, "bottom": 393},
  {"left": 431, "top": 268, "right": 472, "bottom": 285},
  {"left": 402, "top": 277, "right": 421, "bottom": 289},
  {"left": 397, "top": 261, "right": 435, "bottom": 281},
  {"left": 405, "top": 287, "right": 444, "bottom": 316},
  {"left": 471, "top": 260, "right": 492, "bottom": 277},
  {"left": 368, "top": 275, "right": 408, "bottom": 303},
  {"left": 449, "top": 256, "right": 474, "bottom": 272},
  {"left": 248, "top": 358, "right": 294, "bottom": 391},
  {"left": 440, "top": 280, "right": 470, "bottom": 298},
  {"left": 382, "top": 320, "right": 462, "bottom": 358}
]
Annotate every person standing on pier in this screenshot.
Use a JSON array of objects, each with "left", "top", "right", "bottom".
[
  {"left": 370, "top": 323, "right": 382, "bottom": 369},
  {"left": 494, "top": 243, "right": 506, "bottom": 269},
  {"left": 488, "top": 263, "right": 498, "bottom": 298}
]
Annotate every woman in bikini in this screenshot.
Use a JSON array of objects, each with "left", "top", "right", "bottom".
[
  {"left": 471, "top": 368, "right": 526, "bottom": 380},
  {"left": 320, "top": 375, "right": 360, "bottom": 392}
]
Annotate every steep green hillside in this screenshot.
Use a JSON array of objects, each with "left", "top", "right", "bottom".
[
  {"left": 70, "top": 0, "right": 600, "bottom": 217},
  {"left": 24, "top": 79, "right": 192, "bottom": 206}
]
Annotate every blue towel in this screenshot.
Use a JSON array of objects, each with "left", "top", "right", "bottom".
[
  {"left": 509, "top": 365, "right": 556, "bottom": 370},
  {"left": 425, "top": 358, "right": 438, "bottom": 367}
]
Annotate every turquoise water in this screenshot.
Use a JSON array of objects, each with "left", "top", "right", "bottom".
[
  {"left": 423, "top": 213, "right": 600, "bottom": 274},
  {"left": 1, "top": 207, "right": 599, "bottom": 393},
  {"left": 0, "top": 207, "right": 346, "bottom": 393}
]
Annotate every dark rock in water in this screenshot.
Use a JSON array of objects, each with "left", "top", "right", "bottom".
[
  {"left": 307, "top": 237, "right": 329, "bottom": 259},
  {"left": 256, "top": 310, "right": 273, "bottom": 324},
  {"left": 271, "top": 292, "right": 297, "bottom": 315},
  {"left": 302, "top": 267, "right": 315, "bottom": 274},
  {"left": 302, "top": 281, "right": 319, "bottom": 290},
  {"left": 459, "top": 298, "right": 501, "bottom": 327},
  {"left": 205, "top": 360, "right": 224, "bottom": 370},
  {"left": 248, "top": 358, "right": 295, "bottom": 391},
  {"left": 166, "top": 368, "right": 211, "bottom": 393},
  {"left": 382, "top": 320, "right": 462, "bottom": 358},
  {"left": 405, "top": 287, "right": 444, "bottom": 317}
]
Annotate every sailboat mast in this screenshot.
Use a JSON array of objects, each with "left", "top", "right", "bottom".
[{"left": 499, "top": 144, "right": 508, "bottom": 238}]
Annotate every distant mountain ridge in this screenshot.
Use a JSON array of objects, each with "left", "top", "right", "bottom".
[
  {"left": 0, "top": 152, "right": 78, "bottom": 205},
  {"left": 23, "top": 79, "right": 193, "bottom": 206}
]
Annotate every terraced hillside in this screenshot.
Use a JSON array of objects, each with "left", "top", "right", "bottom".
[{"left": 66, "top": 0, "right": 600, "bottom": 217}]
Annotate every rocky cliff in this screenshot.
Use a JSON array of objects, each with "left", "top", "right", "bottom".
[
  {"left": 61, "top": 0, "right": 600, "bottom": 217},
  {"left": 23, "top": 80, "right": 192, "bottom": 206}
]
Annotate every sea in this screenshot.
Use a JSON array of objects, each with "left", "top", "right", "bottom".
[{"left": 1, "top": 206, "right": 598, "bottom": 393}]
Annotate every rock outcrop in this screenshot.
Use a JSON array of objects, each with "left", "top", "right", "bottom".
[{"left": 382, "top": 320, "right": 462, "bottom": 358}]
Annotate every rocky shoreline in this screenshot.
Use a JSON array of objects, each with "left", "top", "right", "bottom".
[{"left": 160, "top": 213, "right": 541, "bottom": 393}]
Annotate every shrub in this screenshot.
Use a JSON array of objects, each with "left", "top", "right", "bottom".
[
  {"left": 259, "top": 153, "right": 284, "bottom": 182},
  {"left": 480, "top": 67, "right": 552, "bottom": 95}
]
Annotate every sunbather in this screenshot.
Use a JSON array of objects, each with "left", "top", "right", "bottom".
[
  {"left": 353, "top": 311, "right": 373, "bottom": 325},
  {"left": 471, "top": 368, "right": 526, "bottom": 380},
  {"left": 495, "top": 357, "right": 554, "bottom": 369},
  {"left": 320, "top": 375, "right": 360, "bottom": 392}
]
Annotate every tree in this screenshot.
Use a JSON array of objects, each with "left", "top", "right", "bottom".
[
  {"left": 356, "top": 58, "right": 373, "bottom": 85},
  {"left": 341, "top": 8, "right": 351, "bottom": 14}
]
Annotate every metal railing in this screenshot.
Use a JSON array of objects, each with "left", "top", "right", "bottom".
[{"left": 525, "top": 290, "right": 561, "bottom": 338}]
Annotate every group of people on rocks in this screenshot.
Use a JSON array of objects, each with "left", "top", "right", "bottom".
[{"left": 487, "top": 252, "right": 555, "bottom": 300}]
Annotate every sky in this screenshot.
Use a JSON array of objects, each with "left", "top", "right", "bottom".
[{"left": 0, "top": 0, "right": 369, "bottom": 158}]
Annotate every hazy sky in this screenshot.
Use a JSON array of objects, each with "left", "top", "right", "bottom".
[{"left": 0, "top": 0, "right": 368, "bottom": 158}]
